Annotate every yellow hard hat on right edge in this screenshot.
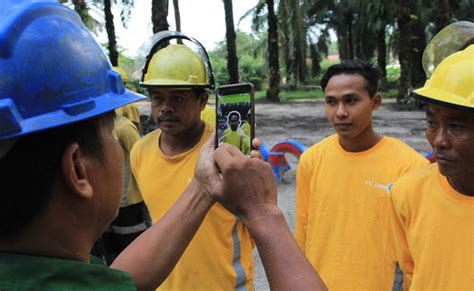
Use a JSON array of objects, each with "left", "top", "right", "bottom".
[{"left": 412, "top": 45, "right": 474, "bottom": 111}]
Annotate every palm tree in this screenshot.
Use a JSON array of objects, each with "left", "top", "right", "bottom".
[
  {"left": 103, "top": 0, "right": 118, "bottom": 66},
  {"left": 152, "top": 0, "right": 169, "bottom": 33},
  {"left": 173, "top": 0, "right": 181, "bottom": 32},
  {"left": 60, "top": 0, "right": 134, "bottom": 66},
  {"left": 223, "top": 0, "right": 240, "bottom": 83},
  {"left": 59, "top": 0, "right": 101, "bottom": 33},
  {"left": 266, "top": 0, "right": 280, "bottom": 102}
]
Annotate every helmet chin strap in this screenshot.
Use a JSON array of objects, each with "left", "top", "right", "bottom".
[{"left": 0, "top": 137, "right": 18, "bottom": 159}]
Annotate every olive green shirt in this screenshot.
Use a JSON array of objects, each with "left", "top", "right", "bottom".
[{"left": 0, "top": 252, "right": 136, "bottom": 290}]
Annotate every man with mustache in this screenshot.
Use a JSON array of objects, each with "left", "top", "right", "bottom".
[
  {"left": 295, "top": 60, "right": 428, "bottom": 290},
  {"left": 389, "top": 44, "right": 474, "bottom": 290},
  {"left": 130, "top": 34, "right": 256, "bottom": 290}
]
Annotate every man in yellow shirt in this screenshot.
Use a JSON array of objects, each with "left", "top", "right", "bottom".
[
  {"left": 295, "top": 60, "right": 428, "bottom": 290},
  {"left": 130, "top": 32, "right": 255, "bottom": 290},
  {"left": 389, "top": 44, "right": 474, "bottom": 290},
  {"left": 219, "top": 111, "right": 251, "bottom": 154}
]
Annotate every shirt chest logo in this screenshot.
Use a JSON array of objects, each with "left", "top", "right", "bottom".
[{"left": 364, "top": 180, "right": 393, "bottom": 194}]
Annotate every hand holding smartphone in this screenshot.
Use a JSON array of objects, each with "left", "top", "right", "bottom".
[{"left": 215, "top": 83, "right": 255, "bottom": 155}]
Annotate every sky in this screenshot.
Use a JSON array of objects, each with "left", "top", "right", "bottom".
[{"left": 96, "top": 0, "right": 256, "bottom": 57}]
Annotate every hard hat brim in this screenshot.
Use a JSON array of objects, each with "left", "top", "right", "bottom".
[
  {"left": 411, "top": 88, "right": 474, "bottom": 112},
  {"left": 0, "top": 90, "right": 146, "bottom": 140},
  {"left": 140, "top": 79, "right": 212, "bottom": 88}
]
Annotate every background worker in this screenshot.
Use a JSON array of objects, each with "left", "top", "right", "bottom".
[
  {"left": 131, "top": 32, "right": 255, "bottom": 290},
  {"left": 390, "top": 44, "right": 474, "bottom": 291},
  {"left": 295, "top": 60, "right": 428, "bottom": 290},
  {"left": 114, "top": 66, "right": 142, "bottom": 134},
  {"left": 0, "top": 2, "right": 326, "bottom": 290},
  {"left": 241, "top": 109, "right": 252, "bottom": 138}
]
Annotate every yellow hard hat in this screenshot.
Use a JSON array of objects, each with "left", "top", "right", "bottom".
[
  {"left": 138, "top": 31, "right": 215, "bottom": 89},
  {"left": 142, "top": 44, "right": 209, "bottom": 87},
  {"left": 113, "top": 66, "right": 129, "bottom": 83},
  {"left": 412, "top": 45, "right": 474, "bottom": 111}
]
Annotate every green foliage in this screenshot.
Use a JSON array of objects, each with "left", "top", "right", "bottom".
[
  {"left": 386, "top": 65, "right": 401, "bottom": 83},
  {"left": 256, "top": 89, "right": 325, "bottom": 101},
  {"left": 209, "top": 31, "right": 267, "bottom": 89}
]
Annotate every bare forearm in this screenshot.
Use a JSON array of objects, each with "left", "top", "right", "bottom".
[
  {"left": 111, "top": 179, "right": 214, "bottom": 290},
  {"left": 245, "top": 205, "right": 327, "bottom": 291}
]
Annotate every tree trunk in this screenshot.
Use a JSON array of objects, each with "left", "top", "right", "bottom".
[
  {"left": 290, "top": 0, "right": 306, "bottom": 86},
  {"left": 223, "top": 0, "right": 239, "bottom": 83},
  {"left": 172, "top": 0, "right": 181, "bottom": 32},
  {"left": 278, "top": 0, "right": 291, "bottom": 87},
  {"left": 336, "top": 26, "right": 351, "bottom": 60},
  {"left": 310, "top": 43, "right": 321, "bottom": 77},
  {"left": 396, "top": 0, "right": 412, "bottom": 104},
  {"left": 376, "top": 25, "right": 387, "bottom": 87},
  {"left": 152, "top": 0, "right": 169, "bottom": 33},
  {"left": 266, "top": 0, "right": 280, "bottom": 102},
  {"left": 104, "top": 0, "right": 118, "bottom": 66},
  {"left": 410, "top": 16, "right": 426, "bottom": 88},
  {"left": 433, "top": 0, "right": 451, "bottom": 33}
]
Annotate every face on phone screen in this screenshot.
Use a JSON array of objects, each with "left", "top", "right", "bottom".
[{"left": 216, "top": 88, "right": 253, "bottom": 155}]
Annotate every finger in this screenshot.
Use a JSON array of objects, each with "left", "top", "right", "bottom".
[
  {"left": 214, "top": 144, "right": 245, "bottom": 170},
  {"left": 250, "top": 149, "right": 263, "bottom": 160},
  {"left": 252, "top": 137, "right": 261, "bottom": 150},
  {"left": 219, "top": 142, "right": 245, "bottom": 158},
  {"left": 203, "top": 130, "right": 216, "bottom": 151}
]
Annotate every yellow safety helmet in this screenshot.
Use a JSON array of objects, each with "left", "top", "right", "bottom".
[
  {"left": 411, "top": 45, "right": 474, "bottom": 111},
  {"left": 113, "top": 66, "right": 129, "bottom": 83},
  {"left": 143, "top": 44, "right": 207, "bottom": 87},
  {"left": 138, "top": 31, "right": 215, "bottom": 89}
]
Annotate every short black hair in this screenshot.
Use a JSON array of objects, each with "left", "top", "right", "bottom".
[
  {"left": 229, "top": 112, "right": 239, "bottom": 118},
  {"left": 320, "top": 60, "right": 381, "bottom": 97},
  {"left": 0, "top": 114, "right": 107, "bottom": 238}
]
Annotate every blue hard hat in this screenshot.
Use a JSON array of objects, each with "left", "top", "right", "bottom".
[{"left": 0, "top": 0, "right": 145, "bottom": 139}]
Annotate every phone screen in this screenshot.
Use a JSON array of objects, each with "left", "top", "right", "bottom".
[{"left": 216, "top": 83, "right": 255, "bottom": 155}]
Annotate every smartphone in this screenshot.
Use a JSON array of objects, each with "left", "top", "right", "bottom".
[{"left": 215, "top": 83, "right": 255, "bottom": 155}]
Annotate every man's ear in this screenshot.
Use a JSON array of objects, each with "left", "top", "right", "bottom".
[
  {"left": 372, "top": 93, "right": 382, "bottom": 111},
  {"left": 199, "top": 91, "right": 209, "bottom": 111},
  {"left": 61, "top": 143, "right": 93, "bottom": 199}
]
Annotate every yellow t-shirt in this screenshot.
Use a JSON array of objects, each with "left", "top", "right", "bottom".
[
  {"left": 220, "top": 127, "right": 250, "bottom": 154},
  {"left": 295, "top": 134, "right": 428, "bottom": 291},
  {"left": 130, "top": 123, "right": 254, "bottom": 291},
  {"left": 390, "top": 163, "right": 474, "bottom": 291},
  {"left": 200, "top": 104, "right": 216, "bottom": 127},
  {"left": 116, "top": 103, "right": 141, "bottom": 129},
  {"left": 112, "top": 115, "right": 143, "bottom": 206}
]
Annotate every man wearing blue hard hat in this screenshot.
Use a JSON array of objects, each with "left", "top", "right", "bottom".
[{"left": 0, "top": 1, "right": 326, "bottom": 290}]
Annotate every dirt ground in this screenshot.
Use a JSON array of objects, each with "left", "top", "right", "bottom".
[{"left": 137, "top": 99, "right": 431, "bottom": 290}]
